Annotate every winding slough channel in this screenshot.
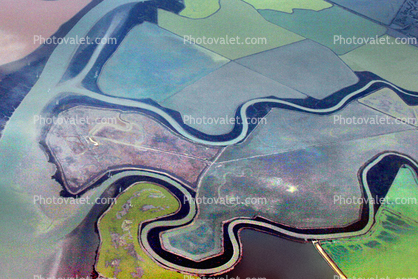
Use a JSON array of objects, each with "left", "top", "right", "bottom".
[
  {"left": 90, "top": 153, "right": 418, "bottom": 275},
  {"left": 45, "top": 6, "right": 418, "bottom": 278},
  {"left": 4, "top": 0, "right": 418, "bottom": 276}
]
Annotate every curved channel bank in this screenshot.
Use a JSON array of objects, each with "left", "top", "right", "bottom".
[
  {"left": 78, "top": 152, "right": 418, "bottom": 276},
  {"left": 60, "top": 71, "right": 418, "bottom": 147}
]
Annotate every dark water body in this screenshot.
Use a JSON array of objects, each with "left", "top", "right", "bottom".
[{"left": 224, "top": 229, "right": 338, "bottom": 279}]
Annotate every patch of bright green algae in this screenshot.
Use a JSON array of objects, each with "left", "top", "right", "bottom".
[
  {"left": 96, "top": 182, "right": 186, "bottom": 279},
  {"left": 321, "top": 166, "right": 418, "bottom": 278},
  {"left": 179, "top": 0, "right": 220, "bottom": 19},
  {"left": 243, "top": 0, "right": 332, "bottom": 13},
  {"left": 384, "top": 165, "right": 418, "bottom": 221},
  {"left": 158, "top": 0, "right": 303, "bottom": 60},
  {"left": 341, "top": 35, "right": 418, "bottom": 91}
]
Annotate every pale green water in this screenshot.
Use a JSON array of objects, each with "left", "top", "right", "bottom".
[{"left": 321, "top": 166, "right": 418, "bottom": 278}]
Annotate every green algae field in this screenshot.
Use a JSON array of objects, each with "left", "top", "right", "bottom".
[
  {"left": 321, "top": 166, "right": 418, "bottom": 278},
  {"left": 96, "top": 182, "right": 185, "bottom": 279}
]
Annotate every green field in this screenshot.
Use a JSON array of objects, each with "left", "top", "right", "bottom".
[
  {"left": 321, "top": 166, "right": 418, "bottom": 278},
  {"left": 96, "top": 182, "right": 186, "bottom": 279},
  {"left": 244, "top": 0, "right": 331, "bottom": 13},
  {"left": 178, "top": 0, "right": 332, "bottom": 19},
  {"left": 341, "top": 35, "right": 418, "bottom": 91},
  {"left": 159, "top": 0, "right": 303, "bottom": 60},
  {"left": 179, "top": 0, "right": 220, "bottom": 18}
]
